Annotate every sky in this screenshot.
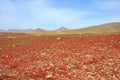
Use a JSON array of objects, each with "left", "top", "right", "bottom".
[{"left": 0, "top": 0, "right": 120, "bottom": 30}]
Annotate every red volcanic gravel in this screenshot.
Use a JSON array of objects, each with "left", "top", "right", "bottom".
[{"left": 0, "top": 33, "right": 120, "bottom": 80}]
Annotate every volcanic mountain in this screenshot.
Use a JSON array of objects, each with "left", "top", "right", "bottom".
[
  {"left": 32, "top": 28, "right": 46, "bottom": 32},
  {"left": 57, "top": 26, "right": 69, "bottom": 31}
]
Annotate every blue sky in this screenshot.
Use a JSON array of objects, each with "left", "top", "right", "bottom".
[{"left": 0, "top": 0, "right": 120, "bottom": 30}]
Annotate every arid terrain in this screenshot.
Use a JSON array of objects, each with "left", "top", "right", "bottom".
[
  {"left": 0, "top": 22, "right": 120, "bottom": 80},
  {"left": 0, "top": 33, "right": 120, "bottom": 80}
]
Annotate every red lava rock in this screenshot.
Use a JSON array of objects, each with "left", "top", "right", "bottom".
[{"left": 0, "top": 33, "right": 120, "bottom": 80}]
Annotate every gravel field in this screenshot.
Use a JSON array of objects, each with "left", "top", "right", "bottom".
[{"left": 0, "top": 33, "right": 120, "bottom": 80}]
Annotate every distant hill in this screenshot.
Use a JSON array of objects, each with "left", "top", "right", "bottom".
[
  {"left": 62, "top": 22, "right": 120, "bottom": 34},
  {"left": 57, "top": 26, "right": 69, "bottom": 31},
  {"left": 32, "top": 28, "right": 46, "bottom": 32}
]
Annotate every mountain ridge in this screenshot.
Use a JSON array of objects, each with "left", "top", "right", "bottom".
[{"left": 0, "top": 22, "right": 120, "bottom": 35}]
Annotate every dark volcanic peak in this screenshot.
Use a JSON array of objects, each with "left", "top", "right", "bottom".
[
  {"left": 33, "top": 28, "right": 45, "bottom": 32},
  {"left": 57, "top": 26, "right": 68, "bottom": 31}
]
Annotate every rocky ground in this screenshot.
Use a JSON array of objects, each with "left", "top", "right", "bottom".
[{"left": 0, "top": 33, "right": 120, "bottom": 80}]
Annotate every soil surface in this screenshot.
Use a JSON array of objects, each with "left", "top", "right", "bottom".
[{"left": 0, "top": 33, "right": 120, "bottom": 80}]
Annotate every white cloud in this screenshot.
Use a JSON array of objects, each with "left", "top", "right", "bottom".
[
  {"left": 0, "top": 0, "right": 91, "bottom": 29},
  {"left": 21, "top": 0, "right": 89, "bottom": 25},
  {"left": 0, "top": 0, "right": 120, "bottom": 30}
]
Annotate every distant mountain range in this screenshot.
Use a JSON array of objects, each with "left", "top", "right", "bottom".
[
  {"left": 8, "top": 29, "right": 33, "bottom": 32},
  {"left": 0, "top": 29, "right": 6, "bottom": 32},
  {"left": 0, "top": 26, "right": 68, "bottom": 32},
  {"left": 0, "top": 28, "right": 44, "bottom": 32},
  {"left": 0, "top": 29, "right": 33, "bottom": 32},
  {"left": 0, "top": 22, "right": 120, "bottom": 35}
]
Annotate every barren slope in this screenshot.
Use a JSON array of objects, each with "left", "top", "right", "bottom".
[{"left": 63, "top": 22, "right": 120, "bottom": 34}]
